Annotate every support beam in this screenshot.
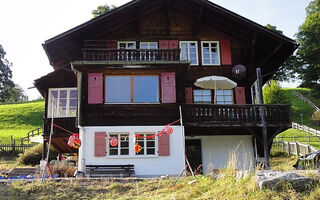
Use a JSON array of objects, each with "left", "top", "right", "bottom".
[
  {"left": 256, "top": 68, "right": 270, "bottom": 169},
  {"left": 251, "top": 32, "right": 257, "bottom": 60}
]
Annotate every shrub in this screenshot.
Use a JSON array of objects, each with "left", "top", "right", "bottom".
[
  {"left": 263, "top": 80, "right": 289, "bottom": 104},
  {"left": 17, "top": 143, "right": 58, "bottom": 166}
]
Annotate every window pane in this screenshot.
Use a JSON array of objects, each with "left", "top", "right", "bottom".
[
  {"left": 203, "top": 96, "right": 211, "bottom": 102},
  {"left": 140, "top": 43, "right": 147, "bottom": 49},
  {"left": 194, "top": 96, "right": 203, "bottom": 102},
  {"left": 147, "top": 141, "right": 155, "bottom": 147},
  {"left": 127, "top": 43, "right": 135, "bottom": 49},
  {"left": 60, "top": 90, "right": 67, "bottom": 98},
  {"left": 147, "top": 148, "right": 155, "bottom": 155},
  {"left": 70, "top": 90, "right": 77, "bottom": 98},
  {"left": 105, "top": 76, "right": 131, "bottom": 103},
  {"left": 70, "top": 99, "right": 77, "bottom": 107},
  {"left": 149, "top": 43, "right": 158, "bottom": 49},
  {"left": 217, "top": 96, "right": 224, "bottom": 101},
  {"left": 203, "top": 47, "right": 210, "bottom": 54},
  {"left": 194, "top": 90, "right": 202, "bottom": 95},
  {"left": 121, "top": 149, "right": 129, "bottom": 155},
  {"left": 216, "top": 90, "right": 224, "bottom": 95},
  {"left": 121, "top": 141, "right": 129, "bottom": 148},
  {"left": 224, "top": 90, "right": 232, "bottom": 95},
  {"left": 133, "top": 76, "right": 159, "bottom": 103},
  {"left": 110, "top": 149, "right": 118, "bottom": 155},
  {"left": 203, "top": 90, "right": 211, "bottom": 95},
  {"left": 225, "top": 96, "right": 233, "bottom": 101},
  {"left": 51, "top": 90, "right": 58, "bottom": 99}
]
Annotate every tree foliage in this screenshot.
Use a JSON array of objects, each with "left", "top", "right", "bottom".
[
  {"left": 263, "top": 80, "right": 288, "bottom": 104},
  {"left": 92, "top": 4, "right": 116, "bottom": 18},
  {"left": 294, "top": 0, "right": 320, "bottom": 92},
  {"left": 1, "top": 84, "right": 28, "bottom": 103},
  {"left": 0, "top": 44, "right": 15, "bottom": 102}
]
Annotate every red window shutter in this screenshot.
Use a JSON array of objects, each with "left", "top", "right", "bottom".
[
  {"left": 168, "top": 40, "right": 179, "bottom": 49},
  {"left": 185, "top": 87, "right": 193, "bottom": 103},
  {"left": 159, "top": 40, "right": 169, "bottom": 49},
  {"left": 88, "top": 73, "right": 103, "bottom": 104},
  {"left": 94, "top": 132, "right": 106, "bottom": 157},
  {"left": 220, "top": 40, "right": 232, "bottom": 65},
  {"left": 158, "top": 134, "right": 170, "bottom": 156},
  {"left": 106, "top": 40, "right": 117, "bottom": 49},
  {"left": 161, "top": 72, "right": 176, "bottom": 103},
  {"left": 235, "top": 87, "right": 246, "bottom": 104}
]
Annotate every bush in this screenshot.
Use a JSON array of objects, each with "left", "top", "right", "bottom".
[
  {"left": 17, "top": 144, "right": 58, "bottom": 166},
  {"left": 263, "top": 80, "right": 289, "bottom": 104}
]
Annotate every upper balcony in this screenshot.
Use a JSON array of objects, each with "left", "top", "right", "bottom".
[{"left": 181, "top": 104, "right": 291, "bottom": 127}]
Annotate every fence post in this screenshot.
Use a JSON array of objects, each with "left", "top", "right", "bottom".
[
  {"left": 282, "top": 142, "right": 285, "bottom": 151},
  {"left": 11, "top": 139, "right": 15, "bottom": 153},
  {"left": 288, "top": 142, "right": 291, "bottom": 155},
  {"left": 295, "top": 143, "right": 300, "bottom": 156},
  {"left": 307, "top": 145, "right": 311, "bottom": 153}
]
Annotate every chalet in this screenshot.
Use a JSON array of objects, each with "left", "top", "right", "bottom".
[{"left": 34, "top": 0, "right": 297, "bottom": 177}]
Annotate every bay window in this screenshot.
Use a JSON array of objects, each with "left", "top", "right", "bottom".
[
  {"left": 48, "top": 88, "right": 77, "bottom": 118},
  {"left": 179, "top": 41, "right": 198, "bottom": 65},
  {"left": 201, "top": 41, "right": 220, "bottom": 65},
  {"left": 105, "top": 75, "right": 159, "bottom": 103}
]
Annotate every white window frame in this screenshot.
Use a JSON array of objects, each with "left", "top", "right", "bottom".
[
  {"left": 107, "top": 132, "right": 130, "bottom": 156},
  {"left": 139, "top": 42, "right": 158, "bottom": 49},
  {"left": 215, "top": 89, "right": 233, "bottom": 105},
  {"left": 201, "top": 41, "right": 221, "bottom": 66},
  {"left": 179, "top": 41, "right": 199, "bottom": 66},
  {"left": 193, "top": 89, "right": 212, "bottom": 104},
  {"left": 117, "top": 41, "right": 136, "bottom": 49},
  {"left": 134, "top": 132, "right": 158, "bottom": 156},
  {"left": 47, "top": 88, "right": 77, "bottom": 118}
]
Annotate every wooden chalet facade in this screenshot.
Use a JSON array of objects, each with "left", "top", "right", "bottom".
[{"left": 34, "top": 0, "right": 297, "bottom": 176}]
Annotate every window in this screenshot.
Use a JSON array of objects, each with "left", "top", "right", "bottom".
[
  {"left": 105, "top": 75, "right": 159, "bottom": 103},
  {"left": 118, "top": 41, "right": 136, "bottom": 49},
  {"left": 135, "top": 133, "right": 156, "bottom": 156},
  {"left": 194, "top": 90, "right": 212, "bottom": 103},
  {"left": 48, "top": 88, "right": 77, "bottom": 118},
  {"left": 139, "top": 42, "right": 158, "bottom": 61},
  {"left": 179, "top": 41, "right": 198, "bottom": 65},
  {"left": 108, "top": 133, "right": 129, "bottom": 156},
  {"left": 215, "top": 89, "right": 233, "bottom": 104},
  {"left": 140, "top": 42, "right": 158, "bottom": 49},
  {"left": 201, "top": 41, "right": 220, "bottom": 65}
]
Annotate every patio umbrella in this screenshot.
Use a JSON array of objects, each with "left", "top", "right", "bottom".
[{"left": 194, "top": 75, "right": 237, "bottom": 90}]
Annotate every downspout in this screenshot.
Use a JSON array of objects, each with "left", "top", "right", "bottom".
[{"left": 71, "top": 63, "right": 85, "bottom": 173}]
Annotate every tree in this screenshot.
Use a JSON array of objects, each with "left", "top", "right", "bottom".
[
  {"left": 92, "top": 4, "right": 117, "bottom": 18},
  {"left": 0, "top": 44, "right": 15, "bottom": 102},
  {"left": 1, "top": 84, "right": 28, "bottom": 103},
  {"left": 293, "top": 0, "right": 320, "bottom": 93},
  {"left": 263, "top": 80, "right": 288, "bottom": 104}
]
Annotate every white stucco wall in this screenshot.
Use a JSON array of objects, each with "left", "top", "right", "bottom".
[
  {"left": 185, "top": 135, "right": 254, "bottom": 173},
  {"left": 79, "top": 126, "right": 185, "bottom": 177}
]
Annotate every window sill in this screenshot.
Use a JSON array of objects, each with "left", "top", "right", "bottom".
[{"left": 106, "top": 155, "right": 159, "bottom": 159}]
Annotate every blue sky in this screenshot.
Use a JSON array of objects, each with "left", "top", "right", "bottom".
[{"left": 0, "top": 0, "right": 311, "bottom": 99}]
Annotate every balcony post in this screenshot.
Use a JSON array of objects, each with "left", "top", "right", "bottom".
[{"left": 256, "top": 68, "right": 270, "bottom": 169}]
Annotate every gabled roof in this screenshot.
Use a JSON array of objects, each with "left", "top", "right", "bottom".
[{"left": 43, "top": 0, "right": 297, "bottom": 72}]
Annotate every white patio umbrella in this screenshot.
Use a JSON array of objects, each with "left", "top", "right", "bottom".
[{"left": 194, "top": 75, "right": 237, "bottom": 90}]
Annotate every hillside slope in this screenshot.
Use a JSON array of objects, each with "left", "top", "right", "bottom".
[{"left": 0, "top": 100, "right": 44, "bottom": 143}]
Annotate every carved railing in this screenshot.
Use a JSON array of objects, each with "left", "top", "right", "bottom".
[
  {"left": 182, "top": 104, "right": 291, "bottom": 125},
  {"left": 82, "top": 48, "right": 181, "bottom": 62}
]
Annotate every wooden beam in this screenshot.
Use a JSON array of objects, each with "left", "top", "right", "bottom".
[
  {"left": 258, "top": 44, "right": 282, "bottom": 67},
  {"left": 268, "top": 126, "right": 285, "bottom": 144},
  {"left": 251, "top": 31, "right": 257, "bottom": 60},
  {"left": 192, "top": 6, "right": 204, "bottom": 34}
]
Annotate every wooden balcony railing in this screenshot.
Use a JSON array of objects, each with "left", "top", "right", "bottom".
[
  {"left": 182, "top": 104, "right": 291, "bottom": 125},
  {"left": 82, "top": 48, "right": 181, "bottom": 62}
]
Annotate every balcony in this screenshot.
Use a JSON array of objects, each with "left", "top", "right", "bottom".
[
  {"left": 82, "top": 48, "right": 181, "bottom": 63},
  {"left": 182, "top": 104, "right": 291, "bottom": 127}
]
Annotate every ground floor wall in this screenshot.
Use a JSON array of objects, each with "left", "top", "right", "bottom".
[
  {"left": 78, "top": 126, "right": 185, "bottom": 177},
  {"left": 185, "top": 135, "right": 254, "bottom": 173}
]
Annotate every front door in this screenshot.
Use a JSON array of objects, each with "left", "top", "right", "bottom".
[{"left": 185, "top": 139, "right": 203, "bottom": 174}]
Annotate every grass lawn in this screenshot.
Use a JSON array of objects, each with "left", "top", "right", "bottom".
[
  {"left": 276, "top": 128, "right": 320, "bottom": 149},
  {"left": 0, "top": 100, "right": 44, "bottom": 143},
  {"left": 283, "top": 88, "right": 320, "bottom": 130},
  {"left": 270, "top": 150, "right": 298, "bottom": 171}
]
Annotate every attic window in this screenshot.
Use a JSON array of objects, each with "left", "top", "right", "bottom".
[
  {"left": 179, "top": 41, "right": 198, "bottom": 65},
  {"left": 47, "top": 88, "right": 77, "bottom": 118},
  {"left": 201, "top": 41, "right": 220, "bottom": 65}
]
